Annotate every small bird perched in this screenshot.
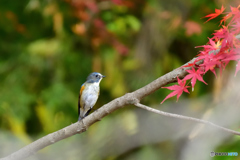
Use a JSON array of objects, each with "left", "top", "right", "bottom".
[{"left": 78, "top": 72, "right": 105, "bottom": 121}]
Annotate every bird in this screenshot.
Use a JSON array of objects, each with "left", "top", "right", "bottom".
[{"left": 78, "top": 72, "right": 105, "bottom": 121}]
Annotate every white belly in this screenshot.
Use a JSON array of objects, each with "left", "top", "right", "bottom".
[{"left": 80, "top": 82, "right": 100, "bottom": 110}]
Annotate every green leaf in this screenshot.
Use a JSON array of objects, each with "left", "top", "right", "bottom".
[{"left": 126, "top": 15, "right": 141, "bottom": 32}]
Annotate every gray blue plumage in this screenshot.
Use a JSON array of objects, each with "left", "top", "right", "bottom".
[{"left": 78, "top": 72, "right": 105, "bottom": 121}]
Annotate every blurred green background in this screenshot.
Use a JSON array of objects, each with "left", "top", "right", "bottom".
[{"left": 0, "top": 0, "right": 240, "bottom": 160}]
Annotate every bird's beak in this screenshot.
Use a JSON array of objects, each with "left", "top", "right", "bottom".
[{"left": 102, "top": 75, "right": 106, "bottom": 78}]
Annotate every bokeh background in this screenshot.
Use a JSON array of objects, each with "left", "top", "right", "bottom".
[{"left": 0, "top": 0, "right": 240, "bottom": 160}]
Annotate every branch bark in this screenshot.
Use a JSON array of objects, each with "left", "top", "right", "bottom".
[{"left": 0, "top": 57, "right": 236, "bottom": 160}]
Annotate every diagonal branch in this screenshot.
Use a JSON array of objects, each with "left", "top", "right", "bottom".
[
  {"left": 134, "top": 103, "right": 240, "bottom": 136},
  {"left": 1, "top": 43, "right": 239, "bottom": 159},
  {"left": 0, "top": 57, "right": 201, "bottom": 160}
]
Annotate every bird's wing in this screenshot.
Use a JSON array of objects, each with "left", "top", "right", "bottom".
[{"left": 78, "top": 84, "right": 85, "bottom": 116}]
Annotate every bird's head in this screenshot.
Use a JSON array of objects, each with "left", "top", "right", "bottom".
[{"left": 86, "top": 72, "right": 105, "bottom": 83}]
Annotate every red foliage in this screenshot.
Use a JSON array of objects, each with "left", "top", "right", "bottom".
[
  {"left": 204, "top": 5, "right": 225, "bottom": 23},
  {"left": 69, "top": 0, "right": 129, "bottom": 55},
  {"left": 161, "top": 77, "right": 190, "bottom": 104},
  {"left": 183, "top": 67, "right": 207, "bottom": 90},
  {"left": 162, "top": 5, "right": 240, "bottom": 103}
]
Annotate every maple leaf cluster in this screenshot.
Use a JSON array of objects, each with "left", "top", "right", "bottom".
[{"left": 161, "top": 5, "right": 240, "bottom": 104}]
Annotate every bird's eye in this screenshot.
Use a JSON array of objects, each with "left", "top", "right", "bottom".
[{"left": 95, "top": 75, "right": 99, "bottom": 78}]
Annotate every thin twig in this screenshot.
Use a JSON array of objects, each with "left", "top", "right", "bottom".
[{"left": 134, "top": 103, "right": 240, "bottom": 135}]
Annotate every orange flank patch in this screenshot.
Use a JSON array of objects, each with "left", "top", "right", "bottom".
[{"left": 80, "top": 85, "right": 85, "bottom": 96}]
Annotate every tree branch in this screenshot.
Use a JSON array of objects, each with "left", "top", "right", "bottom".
[
  {"left": 0, "top": 54, "right": 236, "bottom": 160},
  {"left": 134, "top": 103, "right": 240, "bottom": 136},
  {"left": 0, "top": 57, "right": 199, "bottom": 160}
]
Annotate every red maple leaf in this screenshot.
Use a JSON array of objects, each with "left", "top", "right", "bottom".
[
  {"left": 182, "top": 62, "right": 195, "bottom": 68},
  {"left": 226, "top": 5, "right": 240, "bottom": 25},
  {"left": 220, "top": 13, "right": 232, "bottom": 25},
  {"left": 204, "top": 5, "right": 225, "bottom": 23},
  {"left": 196, "top": 38, "right": 221, "bottom": 52},
  {"left": 230, "top": 5, "right": 240, "bottom": 15},
  {"left": 230, "top": 21, "right": 240, "bottom": 35},
  {"left": 161, "top": 77, "right": 190, "bottom": 104},
  {"left": 213, "top": 26, "right": 228, "bottom": 39},
  {"left": 222, "top": 49, "right": 240, "bottom": 62},
  {"left": 183, "top": 67, "right": 207, "bottom": 90},
  {"left": 182, "top": 58, "right": 201, "bottom": 68},
  {"left": 199, "top": 52, "right": 226, "bottom": 77}
]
